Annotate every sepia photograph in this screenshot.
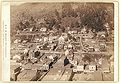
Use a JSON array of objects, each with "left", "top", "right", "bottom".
[{"left": 10, "top": 2, "right": 114, "bottom": 81}]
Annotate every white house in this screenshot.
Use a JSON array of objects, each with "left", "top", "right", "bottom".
[
  {"left": 65, "top": 49, "right": 69, "bottom": 56},
  {"left": 97, "top": 31, "right": 106, "bottom": 38},
  {"left": 68, "top": 43, "right": 73, "bottom": 49},
  {"left": 44, "top": 37, "right": 48, "bottom": 42},
  {"left": 48, "top": 55, "right": 54, "bottom": 61},
  {"left": 68, "top": 30, "right": 77, "bottom": 34},
  {"left": 77, "top": 65, "right": 84, "bottom": 72},
  {"left": 23, "top": 49, "right": 29, "bottom": 54},
  {"left": 81, "top": 27, "right": 87, "bottom": 34},
  {"left": 73, "top": 67, "right": 77, "bottom": 72},
  {"left": 29, "top": 28, "right": 33, "bottom": 32},
  {"left": 13, "top": 55, "right": 21, "bottom": 61},
  {"left": 40, "top": 27, "right": 47, "bottom": 32},
  {"left": 89, "top": 62, "right": 96, "bottom": 72},
  {"left": 43, "top": 63, "right": 49, "bottom": 71},
  {"left": 73, "top": 61, "right": 84, "bottom": 72},
  {"left": 14, "top": 39, "right": 21, "bottom": 44},
  {"left": 58, "top": 36, "right": 65, "bottom": 44}
]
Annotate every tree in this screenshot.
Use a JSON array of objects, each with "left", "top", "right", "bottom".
[
  {"left": 62, "top": 3, "right": 74, "bottom": 17},
  {"left": 80, "top": 4, "right": 113, "bottom": 32}
]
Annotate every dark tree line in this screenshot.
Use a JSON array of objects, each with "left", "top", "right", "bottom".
[
  {"left": 16, "top": 3, "right": 113, "bottom": 33},
  {"left": 61, "top": 3, "right": 113, "bottom": 32}
]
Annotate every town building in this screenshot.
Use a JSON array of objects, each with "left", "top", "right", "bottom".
[
  {"left": 89, "top": 62, "right": 96, "bottom": 72},
  {"left": 58, "top": 35, "right": 65, "bottom": 44}
]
